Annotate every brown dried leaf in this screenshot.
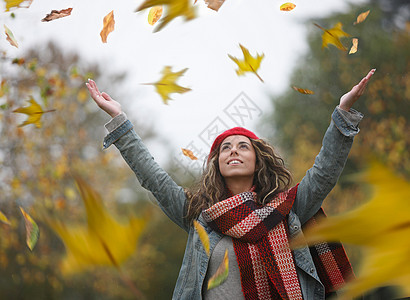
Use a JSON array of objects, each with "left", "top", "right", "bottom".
[
  {"left": 204, "top": 0, "right": 225, "bottom": 11},
  {"left": 41, "top": 8, "right": 73, "bottom": 22},
  {"left": 4, "top": 25, "right": 18, "bottom": 48},
  {"left": 100, "top": 10, "right": 115, "bottom": 43}
]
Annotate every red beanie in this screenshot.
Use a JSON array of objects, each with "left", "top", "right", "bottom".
[{"left": 209, "top": 127, "right": 259, "bottom": 159}]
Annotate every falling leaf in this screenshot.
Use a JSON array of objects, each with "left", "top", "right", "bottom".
[
  {"left": 292, "top": 86, "right": 315, "bottom": 95},
  {"left": 142, "top": 66, "right": 191, "bottom": 104},
  {"left": 193, "top": 220, "right": 210, "bottom": 256},
  {"left": 0, "top": 210, "right": 11, "bottom": 225},
  {"left": 280, "top": 3, "right": 296, "bottom": 11},
  {"left": 291, "top": 161, "right": 410, "bottom": 299},
  {"left": 4, "top": 0, "right": 32, "bottom": 12},
  {"left": 4, "top": 25, "right": 18, "bottom": 48},
  {"left": 46, "top": 177, "right": 147, "bottom": 274},
  {"left": 136, "top": 0, "right": 196, "bottom": 32},
  {"left": 19, "top": 207, "right": 40, "bottom": 251},
  {"left": 182, "top": 148, "right": 198, "bottom": 160},
  {"left": 100, "top": 10, "right": 115, "bottom": 43},
  {"left": 194, "top": 0, "right": 225, "bottom": 11},
  {"left": 354, "top": 10, "right": 370, "bottom": 25},
  {"left": 148, "top": 6, "right": 163, "bottom": 25},
  {"left": 349, "top": 38, "right": 359, "bottom": 54},
  {"left": 12, "top": 97, "right": 56, "bottom": 128},
  {"left": 228, "top": 44, "right": 265, "bottom": 82},
  {"left": 41, "top": 8, "right": 73, "bottom": 22},
  {"left": 207, "top": 249, "right": 229, "bottom": 290},
  {"left": 314, "top": 22, "right": 350, "bottom": 51}
]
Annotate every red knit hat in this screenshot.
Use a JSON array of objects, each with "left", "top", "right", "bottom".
[{"left": 209, "top": 127, "right": 259, "bottom": 159}]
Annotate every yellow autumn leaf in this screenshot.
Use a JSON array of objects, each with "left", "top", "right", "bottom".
[
  {"left": 193, "top": 220, "right": 210, "bottom": 256},
  {"left": 4, "top": 0, "right": 32, "bottom": 12},
  {"left": 292, "top": 86, "right": 314, "bottom": 95},
  {"left": 182, "top": 148, "right": 198, "bottom": 160},
  {"left": 291, "top": 161, "right": 410, "bottom": 299},
  {"left": 280, "top": 3, "right": 296, "bottom": 11},
  {"left": 12, "top": 97, "right": 55, "bottom": 128},
  {"left": 0, "top": 210, "right": 11, "bottom": 225},
  {"left": 4, "top": 25, "right": 18, "bottom": 48},
  {"left": 19, "top": 207, "right": 40, "bottom": 251},
  {"left": 354, "top": 10, "right": 370, "bottom": 25},
  {"left": 100, "top": 10, "right": 115, "bottom": 43},
  {"left": 143, "top": 66, "right": 191, "bottom": 104},
  {"left": 207, "top": 249, "right": 229, "bottom": 290},
  {"left": 314, "top": 22, "right": 350, "bottom": 51},
  {"left": 228, "top": 44, "right": 265, "bottom": 82},
  {"left": 148, "top": 6, "right": 163, "bottom": 25},
  {"left": 46, "top": 177, "right": 147, "bottom": 274},
  {"left": 136, "top": 0, "right": 196, "bottom": 32},
  {"left": 349, "top": 38, "right": 359, "bottom": 54}
]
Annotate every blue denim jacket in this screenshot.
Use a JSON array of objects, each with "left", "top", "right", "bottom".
[{"left": 103, "top": 106, "right": 363, "bottom": 300}]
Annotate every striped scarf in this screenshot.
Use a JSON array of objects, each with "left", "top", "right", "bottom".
[{"left": 202, "top": 185, "right": 353, "bottom": 299}]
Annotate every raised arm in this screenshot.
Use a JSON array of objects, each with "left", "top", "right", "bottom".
[
  {"left": 293, "top": 69, "right": 375, "bottom": 224},
  {"left": 86, "top": 80, "right": 189, "bottom": 231}
]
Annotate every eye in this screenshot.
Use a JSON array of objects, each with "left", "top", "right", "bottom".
[
  {"left": 239, "top": 143, "right": 249, "bottom": 149},
  {"left": 220, "top": 144, "right": 231, "bottom": 151}
]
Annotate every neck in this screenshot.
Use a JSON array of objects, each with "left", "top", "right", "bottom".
[{"left": 225, "top": 177, "right": 254, "bottom": 196}]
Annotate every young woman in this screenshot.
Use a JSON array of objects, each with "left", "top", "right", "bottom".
[{"left": 86, "top": 69, "right": 375, "bottom": 300}]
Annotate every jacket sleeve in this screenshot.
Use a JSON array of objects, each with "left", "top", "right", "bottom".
[
  {"left": 293, "top": 106, "right": 363, "bottom": 225},
  {"left": 103, "top": 117, "right": 189, "bottom": 232}
]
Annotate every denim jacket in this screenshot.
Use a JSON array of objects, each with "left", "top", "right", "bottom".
[{"left": 103, "top": 106, "right": 363, "bottom": 300}]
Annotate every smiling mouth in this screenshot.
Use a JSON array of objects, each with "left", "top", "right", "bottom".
[{"left": 228, "top": 160, "right": 242, "bottom": 165}]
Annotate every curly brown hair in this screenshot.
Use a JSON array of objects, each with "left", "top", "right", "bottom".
[{"left": 185, "top": 138, "right": 293, "bottom": 222}]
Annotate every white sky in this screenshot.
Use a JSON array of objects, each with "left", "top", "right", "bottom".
[{"left": 0, "top": 0, "right": 368, "bottom": 168}]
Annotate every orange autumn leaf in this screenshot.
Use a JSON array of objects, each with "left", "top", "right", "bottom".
[
  {"left": 4, "top": 25, "right": 18, "bottom": 48},
  {"left": 182, "top": 148, "right": 198, "bottom": 160},
  {"left": 100, "top": 10, "right": 115, "bottom": 43},
  {"left": 280, "top": 3, "right": 296, "bottom": 11},
  {"left": 4, "top": 0, "right": 32, "bottom": 12},
  {"left": 136, "top": 0, "right": 196, "bottom": 32},
  {"left": 354, "top": 10, "right": 370, "bottom": 25},
  {"left": 41, "top": 8, "right": 73, "bottom": 22},
  {"left": 349, "top": 38, "right": 359, "bottom": 54},
  {"left": 228, "top": 44, "right": 265, "bottom": 82},
  {"left": 148, "top": 6, "right": 163, "bottom": 25},
  {"left": 207, "top": 249, "right": 229, "bottom": 290},
  {"left": 12, "top": 97, "right": 56, "bottom": 128},
  {"left": 193, "top": 220, "right": 210, "bottom": 256},
  {"left": 314, "top": 22, "right": 350, "bottom": 51},
  {"left": 292, "top": 86, "right": 314, "bottom": 95}
]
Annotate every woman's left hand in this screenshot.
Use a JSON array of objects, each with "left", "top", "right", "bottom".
[{"left": 339, "top": 69, "right": 376, "bottom": 111}]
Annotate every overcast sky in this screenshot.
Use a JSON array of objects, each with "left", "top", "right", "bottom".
[{"left": 0, "top": 0, "right": 368, "bottom": 168}]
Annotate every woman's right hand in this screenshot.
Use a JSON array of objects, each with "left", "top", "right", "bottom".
[{"left": 86, "top": 79, "right": 122, "bottom": 118}]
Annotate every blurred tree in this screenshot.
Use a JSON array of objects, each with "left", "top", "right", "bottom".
[
  {"left": 0, "top": 42, "right": 188, "bottom": 299},
  {"left": 262, "top": 0, "right": 409, "bottom": 298}
]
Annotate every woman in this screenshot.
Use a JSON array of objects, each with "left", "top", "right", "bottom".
[{"left": 86, "top": 69, "right": 375, "bottom": 299}]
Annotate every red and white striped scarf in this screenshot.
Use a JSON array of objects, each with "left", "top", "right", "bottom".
[{"left": 202, "top": 185, "right": 353, "bottom": 299}]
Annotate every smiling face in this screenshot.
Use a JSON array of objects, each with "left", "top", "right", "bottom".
[{"left": 218, "top": 135, "right": 256, "bottom": 184}]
